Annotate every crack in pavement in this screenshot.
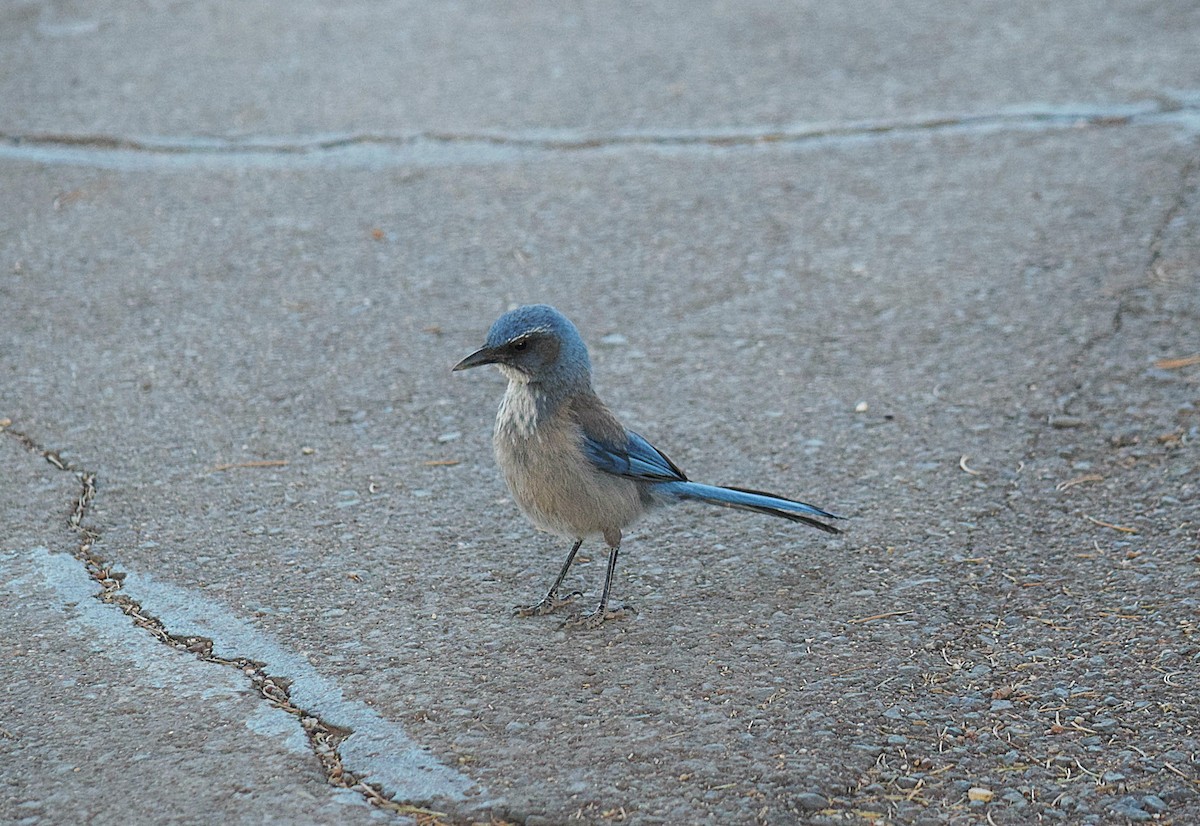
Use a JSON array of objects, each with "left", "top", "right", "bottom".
[
  {"left": 1114, "top": 151, "right": 1200, "bottom": 334},
  {"left": 1008, "top": 142, "right": 1199, "bottom": 543},
  {"left": 0, "top": 419, "right": 483, "bottom": 825},
  {"left": 2, "top": 97, "right": 1198, "bottom": 169},
  {"left": 1055, "top": 147, "right": 1200, "bottom": 418}
]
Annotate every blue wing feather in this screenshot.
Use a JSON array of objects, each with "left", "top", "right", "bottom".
[
  {"left": 583, "top": 430, "right": 843, "bottom": 534},
  {"left": 583, "top": 430, "right": 688, "bottom": 483}
]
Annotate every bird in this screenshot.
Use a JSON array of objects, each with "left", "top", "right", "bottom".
[{"left": 453, "top": 304, "right": 843, "bottom": 628}]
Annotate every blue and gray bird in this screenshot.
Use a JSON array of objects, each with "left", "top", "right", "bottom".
[{"left": 453, "top": 305, "right": 842, "bottom": 628}]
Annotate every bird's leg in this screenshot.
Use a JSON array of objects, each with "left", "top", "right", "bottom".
[
  {"left": 513, "top": 538, "right": 584, "bottom": 617},
  {"left": 567, "top": 537, "right": 632, "bottom": 629}
]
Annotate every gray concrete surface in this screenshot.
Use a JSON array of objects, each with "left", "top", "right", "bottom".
[{"left": 2, "top": 2, "right": 1198, "bottom": 824}]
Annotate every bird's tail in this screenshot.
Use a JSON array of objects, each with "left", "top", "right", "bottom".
[{"left": 656, "top": 481, "right": 844, "bottom": 534}]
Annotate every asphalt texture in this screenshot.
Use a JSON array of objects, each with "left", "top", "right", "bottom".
[{"left": 2, "top": 2, "right": 1199, "bottom": 825}]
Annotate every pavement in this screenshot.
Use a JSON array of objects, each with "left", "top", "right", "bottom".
[{"left": 2, "top": 2, "right": 1199, "bottom": 824}]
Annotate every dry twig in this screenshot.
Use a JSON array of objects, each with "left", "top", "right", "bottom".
[
  {"left": 1154, "top": 353, "right": 1200, "bottom": 369},
  {"left": 210, "top": 459, "right": 289, "bottom": 472},
  {"left": 1084, "top": 514, "right": 1137, "bottom": 534},
  {"left": 849, "top": 610, "right": 914, "bottom": 624},
  {"left": 1056, "top": 473, "right": 1103, "bottom": 491}
]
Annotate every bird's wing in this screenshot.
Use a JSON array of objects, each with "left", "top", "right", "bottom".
[{"left": 582, "top": 430, "right": 688, "bottom": 483}]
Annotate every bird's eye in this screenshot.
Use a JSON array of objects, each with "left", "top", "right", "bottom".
[{"left": 512, "top": 339, "right": 528, "bottom": 351}]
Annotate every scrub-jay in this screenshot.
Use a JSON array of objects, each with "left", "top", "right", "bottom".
[{"left": 453, "top": 304, "right": 842, "bottom": 628}]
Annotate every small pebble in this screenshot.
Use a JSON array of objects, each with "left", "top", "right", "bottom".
[
  {"left": 1001, "top": 789, "right": 1027, "bottom": 806},
  {"left": 1110, "top": 803, "right": 1151, "bottom": 822},
  {"left": 794, "top": 792, "right": 826, "bottom": 811},
  {"left": 1142, "top": 795, "right": 1168, "bottom": 813}
]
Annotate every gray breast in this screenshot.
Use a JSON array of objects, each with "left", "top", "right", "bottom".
[{"left": 492, "top": 384, "right": 645, "bottom": 538}]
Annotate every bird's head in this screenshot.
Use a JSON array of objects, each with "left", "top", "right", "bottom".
[{"left": 453, "top": 304, "right": 592, "bottom": 388}]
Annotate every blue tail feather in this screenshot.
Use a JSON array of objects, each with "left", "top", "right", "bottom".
[{"left": 655, "top": 481, "right": 843, "bottom": 534}]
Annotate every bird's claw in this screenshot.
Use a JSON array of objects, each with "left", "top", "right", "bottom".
[
  {"left": 513, "top": 590, "right": 582, "bottom": 617},
  {"left": 564, "top": 604, "right": 635, "bottom": 629}
]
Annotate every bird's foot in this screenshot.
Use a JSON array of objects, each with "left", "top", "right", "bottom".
[
  {"left": 564, "top": 603, "right": 636, "bottom": 629},
  {"left": 513, "top": 590, "right": 582, "bottom": 618}
]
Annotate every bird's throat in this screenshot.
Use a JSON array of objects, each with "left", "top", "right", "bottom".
[{"left": 496, "top": 380, "right": 553, "bottom": 439}]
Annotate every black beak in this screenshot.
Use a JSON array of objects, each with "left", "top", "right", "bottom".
[{"left": 452, "top": 345, "right": 503, "bottom": 372}]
